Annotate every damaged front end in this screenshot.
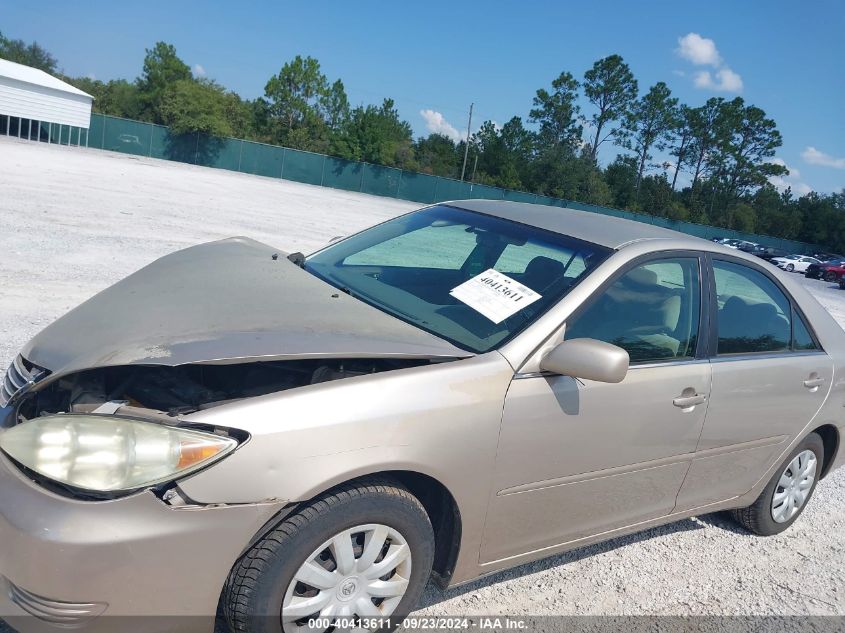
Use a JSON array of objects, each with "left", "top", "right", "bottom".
[
  {"left": 12, "top": 356, "right": 431, "bottom": 423},
  {"left": 0, "top": 356, "right": 434, "bottom": 500}
]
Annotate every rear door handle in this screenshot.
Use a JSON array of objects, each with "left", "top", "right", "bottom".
[
  {"left": 673, "top": 393, "right": 707, "bottom": 410},
  {"left": 803, "top": 377, "right": 825, "bottom": 390}
]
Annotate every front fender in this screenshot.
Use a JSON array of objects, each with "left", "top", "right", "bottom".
[{"left": 176, "top": 352, "right": 513, "bottom": 583}]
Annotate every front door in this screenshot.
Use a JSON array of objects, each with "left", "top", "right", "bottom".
[{"left": 481, "top": 255, "right": 709, "bottom": 563}]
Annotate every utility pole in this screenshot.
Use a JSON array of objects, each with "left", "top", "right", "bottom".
[{"left": 460, "top": 102, "right": 474, "bottom": 181}]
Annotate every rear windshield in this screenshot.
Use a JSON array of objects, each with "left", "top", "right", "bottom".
[{"left": 306, "top": 205, "right": 611, "bottom": 353}]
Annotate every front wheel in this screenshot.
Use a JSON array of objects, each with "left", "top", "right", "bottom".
[
  {"left": 223, "top": 480, "right": 434, "bottom": 633},
  {"left": 730, "top": 433, "right": 823, "bottom": 536},
  {"left": 824, "top": 271, "right": 838, "bottom": 282}
]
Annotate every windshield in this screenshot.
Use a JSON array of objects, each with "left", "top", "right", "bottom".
[{"left": 305, "top": 205, "right": 611, "bottom": 353}]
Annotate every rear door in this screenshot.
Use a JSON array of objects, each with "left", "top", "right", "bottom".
[{"left": 675, "top": 255, "right": 833, "bottom": 511}]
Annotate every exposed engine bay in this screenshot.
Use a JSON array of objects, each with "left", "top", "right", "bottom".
[{"left": 14, "top": 358, "right": 432, "bottom": 425}]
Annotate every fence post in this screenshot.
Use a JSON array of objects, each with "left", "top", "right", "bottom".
[
  {"left": 360, "top": 164, "right": 365, "bottom": 192},
  {"left": 148, "top": 122, "right": 153, "bottom": 156},
  {"left": 237, "top": 139, "right": 244, "bottom": 172},
  {"left": 320, "top": 155, "right": 326, "bottom": 187},
  {"left": 280, "top": 148, "right": 287, "bottom": 179},
  {"left": 396, "top": 170, "right": 403, "bottom": 199}
]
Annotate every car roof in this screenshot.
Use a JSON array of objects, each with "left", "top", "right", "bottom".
[{"left": 447, "top": 199, "right": 716, "bottom": 250}]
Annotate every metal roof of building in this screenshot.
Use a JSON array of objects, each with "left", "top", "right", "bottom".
[{"left": 0, "top": 58, "right": 92, "bottom": 99}]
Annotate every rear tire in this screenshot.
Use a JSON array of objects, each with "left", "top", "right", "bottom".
[
  {"left": 223, "top": 479, "right": 434, "bottom": 633},
  {"left": 730, "top": 433, "right": 823, "bottom": 536},
  {"left": 786, "top": 264, "right": 795, "bottom": 272},
  {"left": 824, "top": 271, "right": 838, "bottom": 282}
]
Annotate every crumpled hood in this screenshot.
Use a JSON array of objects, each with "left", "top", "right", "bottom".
[{"left": 22, "top": 237, "right": 471, "bottom": 376}]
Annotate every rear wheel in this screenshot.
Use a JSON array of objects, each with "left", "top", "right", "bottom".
[
  {"left": 223, "top": 480, "right": 434, "bottom": 633},
  {"left": 786, "top": 263, "right": 795, "bottom": 272},
  {"left": 730, "top": 433, "right": 823, "bottom": 536},
  {"left": 824, "top": 271, "right": 838, "bottom": 282}
]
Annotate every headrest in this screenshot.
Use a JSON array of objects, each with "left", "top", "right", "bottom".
[
  {"left": 624, "top": 267, "right": 658, "bottom": 288},
  {"left": 524, "top": 256, "right": 565, "bottom": 278}
]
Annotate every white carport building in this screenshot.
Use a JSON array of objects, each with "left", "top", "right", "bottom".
[{"left": 0, "top": 58, "right": 93, "bottom": 145}]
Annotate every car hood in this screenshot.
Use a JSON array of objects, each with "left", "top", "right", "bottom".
[{"left": 22, "top": 237, "right": 471, "bottom": 376}]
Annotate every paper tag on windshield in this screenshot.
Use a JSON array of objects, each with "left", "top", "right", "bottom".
[{"left": 450, "top": 269, "right": 542, "bottom": 324}]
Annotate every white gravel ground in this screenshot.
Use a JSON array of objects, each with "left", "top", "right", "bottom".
[{"left": 1, "top": 138, "right": 843, "bottom": 621}]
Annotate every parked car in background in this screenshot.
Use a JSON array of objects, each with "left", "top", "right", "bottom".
[
  {"left": 0, "top": 200, "right": 843, "bottom": 631},
  {"left": 815, "top": 261, "right": 845, "bottom": 282},
  {"left": 772, "top": 256, "right": 821, "bottom": 273},
  {"left": 771, "top": 254, "right": 801, "bottom": 266},
  {"left": 724, "top": 239, "right": 757, "bottom": 252},
  {"left": 752, "top": 245, "right": 790, "bottom": 261},
  {"left": 805, "top": 260, "right": 845, "bottom": 280},
  {"left": 812, "top": 252, "right": 844, "bottom": 262}
]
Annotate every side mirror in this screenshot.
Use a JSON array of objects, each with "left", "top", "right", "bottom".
[{"left": 539, "top": 338, "right": 629, "bottom": 383}]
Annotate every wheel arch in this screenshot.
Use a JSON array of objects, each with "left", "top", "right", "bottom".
[
  {"left": 239, "top": 469, "right": 463, "bottom": 587},
  {"left": 812, "top": 424, "right": 840, "bottom": 479}
]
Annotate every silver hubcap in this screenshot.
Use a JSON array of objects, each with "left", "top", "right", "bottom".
[
  {"left": 771, "top": 449, "right": 817, "bottom": 523},
  {"left": 282, "top": 523, "right": 412, "bottom": 631}
]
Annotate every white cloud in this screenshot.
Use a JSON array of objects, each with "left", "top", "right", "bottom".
[
  {"left": 767, "top": 158, "right": 812, "bottom": 195},
  {"left": 676, "top": 33, "right": 721, "bottom": 66},
  {"left": 420, "top": 109, "right": 462, "bottom": 142},
  {"left": 671, "top": 70, "right": 686, "bottom": 77},
  {"left": 676, "top": 33, "right": 742, "bottom": 93},
  {"left": 802, "top": 146, "right": 845, "bottom": 169},
  {"left": 769, "top": 175, "right": 813, "bottom": 196},
  {"left": 192, "top": 64, "right": 206, "bottom": 78},
  {"left": 769, "top": 157, "right": 800, "bottom": 178},
  {"left": 692, "top": 67, "right": 743, "bottom": 93}
]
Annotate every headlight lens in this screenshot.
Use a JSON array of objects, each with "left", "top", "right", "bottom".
[{"left": 0, "top": 414, "right": 237, "bottom": 492}]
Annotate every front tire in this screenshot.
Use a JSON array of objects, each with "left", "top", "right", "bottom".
[
  {"left": 223, "top": 480, "right": 435, "bottom": 633},
  {"left": 730, "top": 433, "right": 823, "bottom": 536}
]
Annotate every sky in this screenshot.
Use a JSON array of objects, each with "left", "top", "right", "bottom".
[{"left": 2, "top": 0, "right": 844, "bottom": 194}]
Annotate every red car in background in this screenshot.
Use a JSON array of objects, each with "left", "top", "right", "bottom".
[{"left": 806, "top": 260, "right": 845, "bottom": 281}]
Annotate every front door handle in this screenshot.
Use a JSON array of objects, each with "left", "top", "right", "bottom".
[
  {"left": 803, "top": 376, "right": 825, "bottom": 391},
  {"left": 673, "top": 392, "right": 707, "bottom": 411}
]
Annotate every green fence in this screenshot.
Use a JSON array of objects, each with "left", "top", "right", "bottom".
[{"left": 85, "top": 113, "right": 825, "bottom": 254}]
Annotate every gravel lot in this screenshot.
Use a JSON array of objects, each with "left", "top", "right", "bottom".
[{"left": 1, "top": 138, "right": 843, "bottom": 623}]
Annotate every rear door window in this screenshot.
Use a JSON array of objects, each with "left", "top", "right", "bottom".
[{"left": 713, "top": 260, "right": 816, "bottom": 354}]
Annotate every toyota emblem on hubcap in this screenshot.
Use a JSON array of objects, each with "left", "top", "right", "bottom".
[{"left": 338, "top": 578, "right": 357, "bottom": 599}]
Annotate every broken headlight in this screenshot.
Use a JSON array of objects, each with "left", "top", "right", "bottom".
[{"left": 0, "top": 414, "right": 237, "bottom": 493}]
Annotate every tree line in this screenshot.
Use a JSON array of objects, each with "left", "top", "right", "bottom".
[{"left": 2, "top": 31, "right": 843, "bottom": 251}]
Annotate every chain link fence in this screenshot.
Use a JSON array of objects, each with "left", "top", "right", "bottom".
[{"left": 85, "top": 113, "right": 825, "bottom": 255}]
